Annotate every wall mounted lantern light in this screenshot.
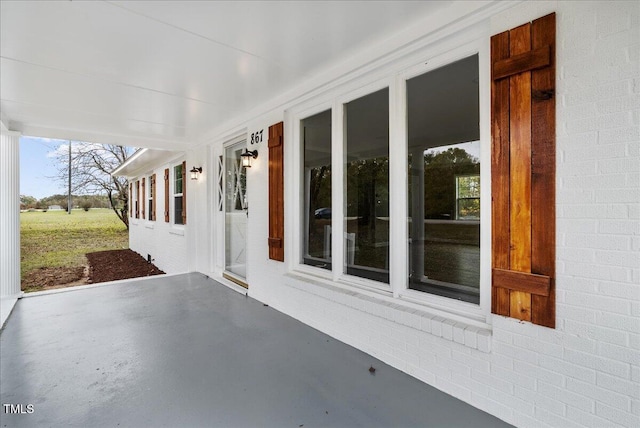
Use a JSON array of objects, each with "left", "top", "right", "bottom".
[
  {"left": 240, "top": 149, "right": 258, "bottom": 168},
  {"left": 190, "top": 166, "right": 203, "bottom": 180}
]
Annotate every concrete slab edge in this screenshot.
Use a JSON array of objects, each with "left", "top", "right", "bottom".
[
  {"left": 0, "top": 296, "right": 19, "bottom": 330},
  {"left": 21, "top": 272, "right": 189, "bottom": 299}
]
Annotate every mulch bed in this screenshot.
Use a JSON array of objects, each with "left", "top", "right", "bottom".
[
  {"left": 86, "top": 249, "right": 165, "bottom": 284},
  {"left": 21, "top": 249, "right": 165, "bottom": 292}
]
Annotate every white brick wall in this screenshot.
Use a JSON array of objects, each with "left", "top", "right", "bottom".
[
  {"left": 119, "top": 1, "right": 640, "bottom": 427},
  {"left": 129, "top": 220, "right": 188, "bottom": 275},
  {"left": 128, "top": 161, "right": 188, "bottom": 276},
  {"left": 239, "top": 2, "right": 640, "bottom": 428}
]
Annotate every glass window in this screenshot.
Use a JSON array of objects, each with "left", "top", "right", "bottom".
[
  {"left": 302, "top": 110, "right": 332, "bottom": 270},
  {"left": 456, "top": 175, "right": 480, "bottom": 220},
  {"left": 407, "top": 55, "right": 480, "bottom": 303},
  {"left": 345, "top": 88, "right": 389, "bottom": 283},
  {"left": 135, "top": 180, "right": 140, "bottom": 218},
  {"left": 148, "top": 175, "right": 154, "bottom": 221},
  {"left": 174, "top": 164, "right": 184, "bottom": 225}
]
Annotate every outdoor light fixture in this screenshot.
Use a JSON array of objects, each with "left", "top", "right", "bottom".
[
  {"left": 190, "top": 166, "right": 202, "bottom": 180},
  {"left": 240, "top": 149, "right": 258, "bottom": 168}
]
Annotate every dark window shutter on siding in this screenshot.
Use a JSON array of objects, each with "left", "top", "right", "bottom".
[
  {"left": 151, "top": 173, "right": 156, "bottom": 221},
  {"left": 491, "top": 13, "right": 556, "bottom": 328},
  {"left": 182, "top": 160, "right": 187, "bottom": 225},
  {"left": 129, "top": 183, "right": 133, "bottom": 217},
  {"left": 268, "top": 121, "right": 284, "bottom": 262},
  {"left": 141, "top": 177, "right": 145, "bottom": 219},
  {"left": 164, "top": 168, "right": 170, "bottom": 223}
]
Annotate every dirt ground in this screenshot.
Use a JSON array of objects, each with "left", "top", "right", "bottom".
[{"left": 22, "top": 249, "right": 165, "bottom": 292}]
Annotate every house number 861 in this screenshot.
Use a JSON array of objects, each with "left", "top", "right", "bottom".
[{"left": 250, "top": 130, "right": 263, "bottom": 145}]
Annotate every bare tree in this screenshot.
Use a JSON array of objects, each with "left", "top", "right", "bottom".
[{"left": 54, "top": 142, "right": 134, "bottom": 228}]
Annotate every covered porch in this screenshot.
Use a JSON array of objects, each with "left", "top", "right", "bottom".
[{"left": 1, "top": 273, "right": 511, "bottom": 427}]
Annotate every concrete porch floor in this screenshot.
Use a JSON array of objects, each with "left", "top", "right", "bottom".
[{"left": 1, "top": 273, "right": 512, "bottom": 428}]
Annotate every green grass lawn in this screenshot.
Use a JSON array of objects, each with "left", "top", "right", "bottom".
[{"left": 21, "top": 209, "right": 128, "bottom": 284}]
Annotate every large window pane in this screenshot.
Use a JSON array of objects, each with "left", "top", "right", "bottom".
[
  {"left": 302, "top": 110, "right": 332, "bottom": 270},
  {"left": 174, "top": 164, "right": 184, "bottom": 225},
  {"left": 407, "top": 55, "right": 480, "bottom": 303},
  {"left": 345, "top": 88, "right": 389, "bottom": 283}
]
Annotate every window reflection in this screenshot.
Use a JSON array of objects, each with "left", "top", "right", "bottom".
[
  {"left": 303, "top": 110, "right": 332, "bottom": 270},
  {"left": 345, "top": 88, "right": 390, "bottom": 283},
  {"left": 407, "top": 55, "right": 480, "bottom": 303}
]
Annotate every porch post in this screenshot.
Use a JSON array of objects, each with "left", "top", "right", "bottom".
[{"left": 0, "top": 128, "right": 22, "bottom": 326}]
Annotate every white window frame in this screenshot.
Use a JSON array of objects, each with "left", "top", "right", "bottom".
[
  {"left": 295, "top": 106, "right": 333, "bottom": 271},
  {"left": 397, "top": 42, "right": 491, "bottom": 321},
  {"left": 455, "top": 174, "right": 481, "bottom": 220},
  {"left": 147, "top": 173, "right": 155, "bottom": 222},
  {"left": 336, "top": 79, "right": 395, "bottom": 294},
  {"left": 171, "top": 161, "right": 185, "bottom": 227},
  {"left": 135, "top": 178, "right": 140, "bottom": 220},
  {"left": 287, "top": 26, "right": 491, "bottom": 325},
  {"left": 129, "top": 179, "right": 138, "bottom": 224},
  {"left": 291, "top": 102, "right": 335, "bottom": 282}
]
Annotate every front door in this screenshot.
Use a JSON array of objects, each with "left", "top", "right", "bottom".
[{"left": 224, "top": 141, "right": 248, "bottom": 285}]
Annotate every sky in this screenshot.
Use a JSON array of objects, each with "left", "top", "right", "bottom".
[{"left": 20, "top": 136, "right": 68, "bottom": 199}]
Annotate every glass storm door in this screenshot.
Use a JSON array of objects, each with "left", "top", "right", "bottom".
[{"left": 224, "top": 142, "right": 248, "bottom": 281}]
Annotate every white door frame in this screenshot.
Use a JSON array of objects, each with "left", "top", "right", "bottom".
[{"left": 221, "top": 136, "right": 249, "bottom": 288}]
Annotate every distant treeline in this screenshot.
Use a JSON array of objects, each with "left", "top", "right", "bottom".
[{"left": 20, "top": 194, "right": 119, "bottom": 211}]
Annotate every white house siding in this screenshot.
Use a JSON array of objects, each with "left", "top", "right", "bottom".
[
  {"left": 187, "top": 145, "right": 212, "bottom": 276},
  {"left": 129, "top": 218, "right": 188, "bottom": 276},
  {"left": 128, "top": 159, "right": 189, "bottom": 276},
  {"left": 129, "top": 2, "right": 639, "bottom": 427}
]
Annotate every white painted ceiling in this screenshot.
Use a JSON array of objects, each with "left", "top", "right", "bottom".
[{"left": 1, "top": 0, "right": 454, "bottom": 150}]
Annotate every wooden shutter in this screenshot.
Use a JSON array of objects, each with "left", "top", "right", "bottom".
[
  {"left": 491, "top": 13, "right": 556, "bottom": 328},
  {"left": 129, "top": 183, "right": 133, "bottom": 217},
  {"left": 135, "top": 180, "right": 140, "bottom": 219},
  {"left": 141, "top": 177, "right": 145, "bottom": 219},
  {"left": 268, "top": 121, "right": 284, "bottom": 261},
  {"left": 151, "top": 173, "right": 156, "bottom": 221},
  {"left": 181, "top": 160, "right": 187, "bottom": 225},
  {"left": 164, "top": 168, "right": 170, "bottom": 222}
]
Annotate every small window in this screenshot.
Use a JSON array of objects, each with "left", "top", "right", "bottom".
[
  {"left": 302, "top": 110, "right": 332, "bottom": 270},
  {"left": 407, "top": 54, "right": 480, "bottom": 304},
  {"left": 174, "top": 164, "right": 184, "bottom": 225},
  {"left": 148, "top": 175, "right": 154, "bottom": 221},
  {"left": 456, "top": 175, "right": 480, "bottom": 220},
  {"left": 135, "top": 180, "right": 140, "bottom": 219}
]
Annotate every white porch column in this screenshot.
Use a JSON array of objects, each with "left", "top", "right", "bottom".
[{"left": 1, "top": 129, "right": 22, "bottom": 326}]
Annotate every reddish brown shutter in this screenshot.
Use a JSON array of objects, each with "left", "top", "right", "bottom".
[
  {"left": 129, "top": 183, "right": 133, "bottom": 217},
  {"left": 135, "top": 180, "right": 140, "bottom": 219},
  {"left": 164, "top": 168, "right": 170, "bottom": 223},
  {"left": 141, "top": 177, "right": 146, "bottom": 219},
  {"left": 182, "top": 161, "right": 187, "bottom": 225},
  {"left": 268, "top": 121, "right": 284, "bottom": 261},
  {"left": 491, "top": 13, "right": 556, "bottom": 328},
  {"left": 151, "top": 173, "right": 156, "bottom": 221}
]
